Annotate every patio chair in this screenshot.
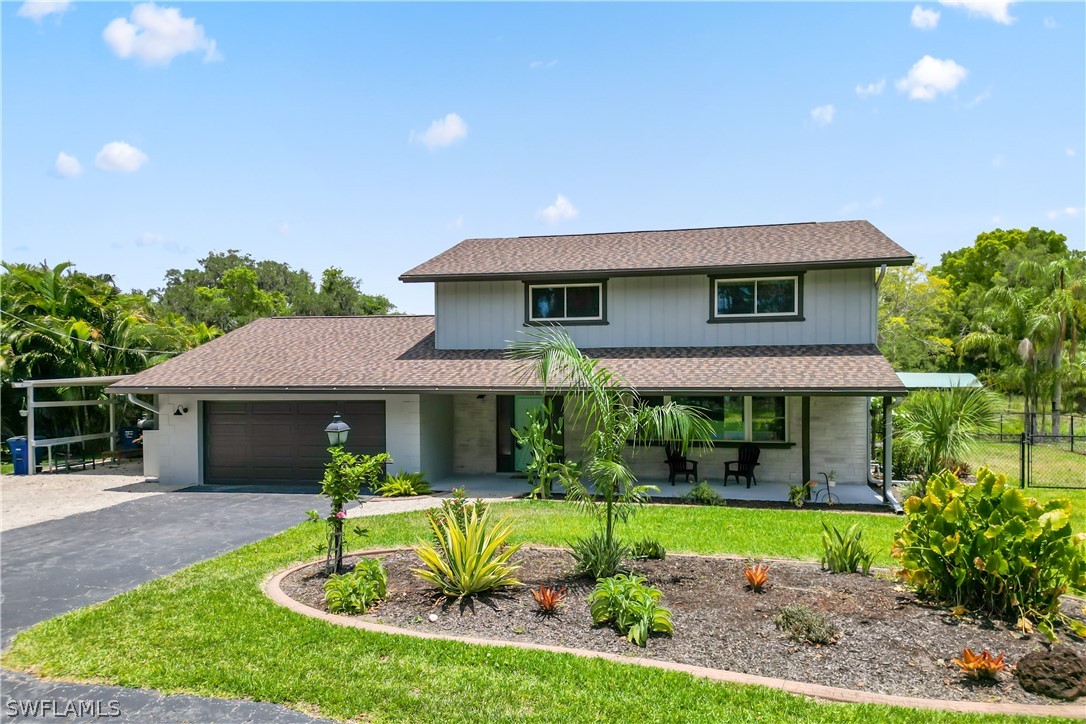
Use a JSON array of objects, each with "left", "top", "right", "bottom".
[
  {"left": 723, "top": 443, "right": 761, "bottom": 488},
  {"left": 664, "top": 442, "right": 698, "bottom": 485}
]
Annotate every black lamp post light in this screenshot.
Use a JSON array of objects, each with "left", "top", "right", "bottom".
[{"left": 324, "top": 413, "right": 350, "bottom": 447}]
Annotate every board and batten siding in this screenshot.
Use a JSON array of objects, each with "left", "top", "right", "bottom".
[{"left": 433, "top": 268, "right": 877, "bottom": 349}]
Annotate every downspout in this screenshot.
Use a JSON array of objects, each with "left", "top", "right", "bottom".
[{"left": 126, "top": 393, "right": 160, "bottom": 416}]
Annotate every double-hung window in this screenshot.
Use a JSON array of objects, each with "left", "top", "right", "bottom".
[
  {"left": 526, "top": 282, "right": 605, "bottom": 324},
  {"left": 712, "top": 276, "right": 800, "bottom": 320}
]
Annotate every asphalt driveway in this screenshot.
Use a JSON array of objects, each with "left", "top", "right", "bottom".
[{"left": 1, "top": 485, "right": 331, "bottom": 722}]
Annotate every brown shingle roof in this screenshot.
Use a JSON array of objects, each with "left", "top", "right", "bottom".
[
  {"left": 110, "top": 316, "right": 905, "bottom": 395},
  {"left": 400, "top": 220, "right": 913, "bottom": 281}
]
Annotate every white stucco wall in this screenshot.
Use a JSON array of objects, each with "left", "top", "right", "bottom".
[{"left": 154, "top": 392, "right": 421, "bottom": 486}]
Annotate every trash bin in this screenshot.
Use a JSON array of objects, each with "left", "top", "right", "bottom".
[
  {"left": 6, "top": 436, "right": 45, "bottom": 476},
  {"left": 117, "top": 427, "right": 142, "bottom": 452}
]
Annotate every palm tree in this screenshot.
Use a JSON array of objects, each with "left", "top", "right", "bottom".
[
  {"left": 507, "top": 327, "right": 716, "bottom": 549},
  {"left": 895, "top": 386, "right": 999, "bottom": 481}
]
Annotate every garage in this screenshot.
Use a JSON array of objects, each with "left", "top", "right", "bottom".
[{"left": 203, "top": 401, "right": 386, "bottom": 485}]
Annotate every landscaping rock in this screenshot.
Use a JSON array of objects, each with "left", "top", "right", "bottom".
[{"left": 1015, "top": 646, "right": 1086, "bottom": 701}]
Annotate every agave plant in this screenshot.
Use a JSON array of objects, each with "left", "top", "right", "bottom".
[{"left": 412, "top": 506, "right": 522, "bottom": 598}]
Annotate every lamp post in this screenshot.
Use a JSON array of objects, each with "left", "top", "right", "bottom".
[
  {"left": 323, "top": 412, "right": 351, "bottom": 573},
  {"left": 324, "top": 413, "right": 351, "bottom": 447}
]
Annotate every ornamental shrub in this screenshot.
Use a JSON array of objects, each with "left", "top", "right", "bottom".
[
  {"left": 324, "top": 558, "right": 388, "bottom": 615},
  {"left": 891, "top": 467, "right": 1086, "bottom": 639},
  {"left": 588, "top": 573, "right": 673, "bottom": 647},
  {"left": 413, "top": 506, "right": 522, "bottom": 598}
]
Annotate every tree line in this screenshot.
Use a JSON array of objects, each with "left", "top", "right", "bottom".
[
  {"left": 878, "top": 227, "right": 1085, "bottom": 434},
  {"left": 1, "top": 251, "right": 394, "bottom": 442}
]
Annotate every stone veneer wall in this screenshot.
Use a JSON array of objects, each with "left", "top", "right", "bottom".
[{"left": 452, "top": 394, "right": 497, "bottom": 475}]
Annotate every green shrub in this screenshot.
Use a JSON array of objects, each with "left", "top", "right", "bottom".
[
  {"left": 375, "top": 470, "right": 433, "bottom": 497},
  {"left": 588, "top": 573, "right": 673, "bottom": 647},
  {"left": 820, "top": 522, "right": 874, "bottom": 574},
  {"left": 629, "top": 537, "right": 666, "bottom": 560},
  {"left": 570, "top": 530, "right": 628, "bottom": 579},
  {"left": 324, "top": 558, "right": 388, "bottom": 614},
  {"left": 892, "top": 467, "right": 1086, "bottom": 639},
  {"left": 788, "top": 481, "right": 814, "bottom": 508},
  {"left": 413, "top": 506, "right": 522, "bottom": 598},
  {"left": 683, "top": 481, "right": 725, "bottom": 506},
  {"left": 774, "top": 604, "right": 837, "bottom": 645}
]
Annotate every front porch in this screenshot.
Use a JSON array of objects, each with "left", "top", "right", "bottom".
[{"left": 432, "top": 473, "right": 888, "bottom": 507}]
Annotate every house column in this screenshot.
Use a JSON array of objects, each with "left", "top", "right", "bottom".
[
  {"left": 882, "top": 395, "right": 894, "bottom": 503},
  {"left": 801, "top": 396, "right": 811, "bottom": 485},
  {"left": 26, "top": 385, "right": 35, "bottom": 478}
]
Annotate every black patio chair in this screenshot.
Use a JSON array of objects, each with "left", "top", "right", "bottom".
[
  {"left": 723, "top": 443, "right": 761, "bottom": 488},
  {"left": 664, "top": 442, "right": 698, "bottom": 485}
]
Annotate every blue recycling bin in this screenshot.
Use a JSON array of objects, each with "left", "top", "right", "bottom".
[
  {"left": 117, "top": 427, "right": 142, "bottom": 451},
  {"left": 7, "top": 436, "right": 45, "bottom": 476}
]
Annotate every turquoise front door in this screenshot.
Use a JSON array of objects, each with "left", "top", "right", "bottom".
[{"left": 512, "top": 395, "right": 546, "bottom": 472}]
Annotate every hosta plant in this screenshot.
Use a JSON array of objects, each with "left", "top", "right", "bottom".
[
  {"left": 744, "top": 562, "right": 770, "bottom": 592},
  {"left": 588, "top": 574, "right": 673, "bottom": 647},
  {"left": 892, "top": 467, "right": 1086, "bottom": 639},
  {"left": 821, "top": 522, "right": 874, "bottom": 575},
  {"left": 323, "top": 559, "right": 388, "bottom": 615},
  {"left": 413, "top": 506, "right": 522, "bottom": 598},
  {"left": 952, "top": 648, "right": 1006, "bottom": 681},
  {"left": 531, "top": 585, "right": 568, "bottom": 615}
]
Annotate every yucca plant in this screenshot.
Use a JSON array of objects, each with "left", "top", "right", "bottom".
[
  {"left": 570, "top": 530, "right": 628, "bottom": 579},
  {"left": 588, "top": 573, "right": 673, "bottom": 647},
  {"left": 629, "top": 537, "right": 666, "bottom": 560},
  {"left": 744, "top": 562, "right": 770, "bottom": 592},
  {"left": 412, "top": 506, "right": 522, "bottom": 598},
  {"left": 531, "top": 585, "right": 568, "bottom": 614},
  {"left": 952, "top": 648, "right": 1006, "bottom": 681},
  {"left": 821, "top": 522, "right": 874, "bottom": 575}
]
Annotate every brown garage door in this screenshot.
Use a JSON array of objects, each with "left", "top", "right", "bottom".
[{"left": 204, "top": 401, "right": 386, "bottom": 485}]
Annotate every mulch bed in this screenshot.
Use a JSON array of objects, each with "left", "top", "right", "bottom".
[{"left": 280, "top": 547, "right": 1086, "bottom": 705}]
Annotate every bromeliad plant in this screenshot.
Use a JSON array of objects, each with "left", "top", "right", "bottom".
[
  {"left": 412, "top": 504, "right": 523, "bottom": 598},
  {"left": 588, "top": 574, "right": 673, "bottom": 647},
  {"left": 508, "top": 328, "right": 715, "bottom": 573},
  {"left": 531, "top": 585, "right": 568, "bottom": 615},
  {"left": 892, "top": 467, "right": 1086, "bottom": 639},
  {"left": 744, "top": 562, "right": 770, "bottom": 592},
  {"left": 952, "top": 648, "right": 1007, "bottom": 681},
  {"left": 317, "top": 448, "right": 391, "bottom": 574}
]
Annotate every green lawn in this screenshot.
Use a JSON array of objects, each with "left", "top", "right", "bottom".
[{"left": 1, "top": 503, "right": 1070, "bottom": 723}]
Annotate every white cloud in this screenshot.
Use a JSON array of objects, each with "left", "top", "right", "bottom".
[
  {"left": 529, "top": 59, "right": 558, "bottom": 70},
  {"left": 1047, "top": 207, "right": 1084, "bottom": 220},
  {"left": 1066, "top": 147, "right": 1076, "bottom": 158},
  {"left": 412, "top": 113, "right": 468, "bottom": 149},
  {"left": 95, "top": 141, "right": 149, "bottom": 172},
  {"left": 17, "top": 0, "right": 71, "bottom": 21},
  {"left": 53, "top": 152, "right": 82, "bottom": 178},
  {"left": 965, "top": 85, "right": 993, "bottom": 108},
  {"left": 940, "top": 1, "right": 1015, "bottom": 25},
  {"left": 911, "top": 5, "right": 940, "bottom": 29},
  {"left": 136, "top": 232, "right": 186, "bottom": 253},
  {"left": 1043, "top": 16, "right": 1057, "bottom": 29},
  {"left": 855, "top": 79, "right": 885, "bottom": 97},
  {"left": 810, "top": 104, "right": 835, "bottom": 125},
  {"left": 103, "top": 3, "right": 220, "bottom": 66},
  {"left": 896, "top": 55, "right": 968, "bottom": 101},
  {"left": 538, "top": 194, "right": 578, "bottom": 225}
]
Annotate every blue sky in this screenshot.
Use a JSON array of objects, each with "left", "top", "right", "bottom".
[{"left": 4, "top": 1, "right": 1084, "bottom": 314}]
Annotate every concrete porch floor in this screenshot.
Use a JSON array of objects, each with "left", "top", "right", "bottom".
[{"left": 435, "top": 474, "right": 888, "bottom": 507}]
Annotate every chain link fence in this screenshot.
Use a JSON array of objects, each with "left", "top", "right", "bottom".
[{"left": 976, "top": 429, "right": 1086, "bottom": 489}]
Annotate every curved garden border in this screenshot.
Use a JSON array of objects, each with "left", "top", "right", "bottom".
[{"left": 264, "top": 551, "right": 1084, "bottom": 720}]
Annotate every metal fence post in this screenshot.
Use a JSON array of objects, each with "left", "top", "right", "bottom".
[{"left": 1019, "top": 432, "right": 1026, "bottom": 489}]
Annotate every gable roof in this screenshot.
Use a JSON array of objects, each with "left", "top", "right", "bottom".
[
  {"left": 110, "top": 316, "right": 906, "bottom": 396},
  {"left": 400, "top": 220, "right": 913, "bottom": 282}
]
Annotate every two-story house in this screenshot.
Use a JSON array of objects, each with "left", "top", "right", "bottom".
[{"left": 111, "top": 220, "right": 913, "bottom": 499}]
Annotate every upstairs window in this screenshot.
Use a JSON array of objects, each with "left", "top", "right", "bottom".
[
  {"left": 527, "top": 282, "right": 605, "bottom": 323},
  {"left": 712, "top": 276, "right": 800, "bottom": 320}
]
